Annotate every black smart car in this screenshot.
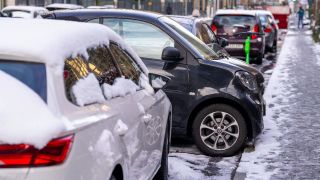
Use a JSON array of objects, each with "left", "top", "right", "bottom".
[{"left": 46, "top": 9, "right": 265, "bottom": 156}]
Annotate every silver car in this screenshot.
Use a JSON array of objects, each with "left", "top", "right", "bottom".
[{"left": 0, "top": 19, "right": 171, "bottom": 180}]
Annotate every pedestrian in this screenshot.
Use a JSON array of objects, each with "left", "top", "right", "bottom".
[
  {"left": 297, "top": 6, "right": 304, "bottom": 29},
  {"left": 166, "top": 3, "right": 172, "bottom": 15}
]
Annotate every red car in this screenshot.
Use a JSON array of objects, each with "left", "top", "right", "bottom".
[{"left": 211, "top": 10, "right": 265, "bottom": 64}]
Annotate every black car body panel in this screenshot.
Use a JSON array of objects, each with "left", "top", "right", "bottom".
[{"left": 47, "top": 9, "right": 265, "bottom": 140}]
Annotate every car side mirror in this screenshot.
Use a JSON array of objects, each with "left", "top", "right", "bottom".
[
  {"left": 161, "top": 47, "right": 183, "bottom": 62},
  {"left": 218, "top": 37, "right": 229, "bottom": 48},
  {"left": 148, "top": 73, "right": 171, "bottom": 92}
]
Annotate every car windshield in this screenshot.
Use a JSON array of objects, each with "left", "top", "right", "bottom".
[
  {"left": 259, "top": 15, "right": 268, "bottom": 25},
  {"left": 0, "top": 61, "right": 47, "bottom": 102},
  {"left": 160, "top": 17, "right": 219, "bottom": 60},
  {"left": 214, "top": 15, "right": 256, "bottom": 28}
]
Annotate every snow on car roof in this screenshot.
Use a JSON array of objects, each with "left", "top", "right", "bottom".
[
  {"left": 0, "top": 18, "right": 148, "bottom": 74},
  {"left": 215, "top": 9, "right": 257, "bottom": 16},
  {"left": 46, "top": 3, "right": 84, "bottom": 9},
  {"left": 2, "top": 5, "right": 48, "bottom": 12}
]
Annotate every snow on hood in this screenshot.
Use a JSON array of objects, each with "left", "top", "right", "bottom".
[
  {"left": 0, "top": 18, "right": 149, "bottom": 75},
  {"left": 0, "top": 70, "right": 66, "bottom": 149}
]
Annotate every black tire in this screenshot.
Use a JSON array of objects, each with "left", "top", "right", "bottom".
[
  {"left": 255, "top": 53, "right": 263, "bottom": 65},
  {"left": 110, "top": 174, "right": 117, "bottom": 180},
  {"left": 154, "top": 123, "right": 169, "bottom": 180},
  {"left": 192, "top": 104, "right": 247, "bottom": 157},
  {"left": 271, "top": 39, "right": 277, "bottom": 53}
]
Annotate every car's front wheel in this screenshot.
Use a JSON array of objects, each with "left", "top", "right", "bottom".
[{"left": 192, "top": 104, "right": 247, "bottom": 157}]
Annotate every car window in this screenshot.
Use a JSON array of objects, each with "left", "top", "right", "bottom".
[
  {"left": 103, "top": 18, "right": 174, "bottom": 60},
  {"left": 88, "top": 18, "right": 100, "bottom": 24},
  {"left": 87, "top": 45, "right": 121, "bottom": 85},
  {"left": 64, "top": 55, "right": 90, "bottom": 104},
  {"left": 214, "top": 15, "right": 256, "bottom": 28},
  {"left": 197, "top": 23, "right": 217, "bottom": 44},
  {"left": 259, "top": 15, "right": 268, "bottom": 25},
  {"left": 109, "top": 43, "right": 141, "bottom": 85},
  {"left": 0, "top": 60, "right": 47, "bottom": 102}
]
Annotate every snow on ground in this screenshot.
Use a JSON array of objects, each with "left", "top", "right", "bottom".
[
  {"left": 0, "top": 70, "right": 66, "bottom": 149},
  {"left": 313, "top": 43, "right": 320, "bottom": 66},
  {"left": 235, "top": 28, "right": 298, "bottom": 180},
  {"left": 169, "top": 152, "right": 240, "bottom": 180}
]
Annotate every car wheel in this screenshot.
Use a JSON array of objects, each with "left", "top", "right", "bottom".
[
  {"left": 255, "top": 54, "right": 263, "bottom": 65},
  {"left": 271, "top": 40, "right": 277, "bottom": 53},
  {"left": 192, "top": 104, "right": 247, "bottom": 157},
  {"left": 110, "top": 174, "right": 117, "bottom": 180},
  {"left": 154, "top": 123, "right": 169, "bottom": 180}
]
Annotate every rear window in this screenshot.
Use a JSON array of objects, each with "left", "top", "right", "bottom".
[
  {"left": 0, "top": 61, "right": 47, "bottom": 102},
  {"left": 214, "top": 15, "right": 256, "bottom": 28}
]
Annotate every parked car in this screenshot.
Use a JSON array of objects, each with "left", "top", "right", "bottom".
[
  {"left": 48, "top": 9, "right": 265, "bottom": 156},
  {"left": 1, "top": 6, "right": 49, "bottom": 18},
  {"left": 255, "top": 10, "right": 278, "bottom": 53},
  {"left": 0, "top": 18, "right": 171, "bottom": 180},
  {"left": 211, "top": 10, "right": 265, "bottom": 64},
  {"left": 87, "top": 5, "right": 116, "bottom": 9},
  {"left": 46, "top": 3, "right": 84, "bottom": 11},
  {"left": 169, "top": 15, "right": 229, "bottom": 56}
]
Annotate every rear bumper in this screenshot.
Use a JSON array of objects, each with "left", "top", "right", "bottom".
[{"left": 225, "top": 39, "right": 264, "bottom": 60}]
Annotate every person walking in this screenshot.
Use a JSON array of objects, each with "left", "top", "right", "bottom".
[{"left": 297, "top": 7, "right": 305, "bottom": 29}]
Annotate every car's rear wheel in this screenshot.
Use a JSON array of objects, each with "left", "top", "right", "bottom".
[
  {"left": 192, "top": 104, "right": 247, "bottom": 157},
  {"left": 255, "top": 53, "right": 263, "bottom": 65},
  {"left": 154, "top": 122, "right": 169, "bottom": 180},
  {"left": 271, "top": 39, "right": 277, "bottom": 53}
]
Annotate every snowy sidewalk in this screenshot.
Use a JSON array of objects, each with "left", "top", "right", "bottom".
[{"left": 235, "top": 28, "right": 320, "bottom": 179}]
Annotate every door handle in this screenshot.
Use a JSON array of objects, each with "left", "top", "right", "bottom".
[{"left": 114, "top": 119, "right": 128, "bottom": 136}]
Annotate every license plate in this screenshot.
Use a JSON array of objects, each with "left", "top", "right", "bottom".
[{"left": 227, "top": 44, "right": 243, "bottom": 49}]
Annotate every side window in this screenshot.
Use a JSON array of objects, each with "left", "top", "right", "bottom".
[
  {"left": 109, "top": 43, "right": 141, "bottom": 85},
  {"left": 64, "top": 56, "right": 90, "bottom": 104},
  {"left": 196, "top": 24, "right": 211, "bottom": 44},
  {"left": 103, "top": 18, "right": 174, "bottom": 60},
  {"left": 87, "top": 18, "right": 100, "bottom": 24},
  {"left": 87, "top": 45, "right": 121, "bottom": 85}
]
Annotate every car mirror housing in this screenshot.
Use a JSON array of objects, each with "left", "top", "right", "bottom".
[
  {"left": 161, "top": 47, "right": 183, "bottom": 62},
  {"left": 218, "top": 37, "right": 229, "bottom": 48},
  {"left": 148, "top": 73, "right": 171, "bottom": 92}
]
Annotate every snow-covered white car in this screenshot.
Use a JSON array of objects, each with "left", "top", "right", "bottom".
[
  {"left": 46, "top": 3, "right": 84, "bottom": 11},
  {"left": 1, "top": 6, "right": 49, "bottom": 18},
  {"left": 0, "top": 19, "right": 172, "bottom": 180}
]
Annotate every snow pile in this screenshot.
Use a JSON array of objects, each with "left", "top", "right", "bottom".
[
  {"left": 102, "top": 77, "right": 139, "bottom": 99},
  {"left": 113, "top": 119, "right": 128, "bottom": 136},
  {"left": 151, "top": 77, "right": 167, "bottom": 89},
  {"left": 169, "top": 153, "right": 240, "bottom": 180},
  {"left": 0, "top": 18, "right": 148, "bottom": 75},
  {"left": 72, "top": 73, "right": 105, "bottom": 106},
  {"left": 0, "top": 70, "right": 66, "bottom": 149},
  {"left": 137, "top": 103, "right": 145, "bottom": 114},
  {"left": 236, "top": 30, "right": 297, "bottom": 179}
]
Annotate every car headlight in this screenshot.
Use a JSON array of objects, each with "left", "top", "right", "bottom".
[{"left": 235, "top": 71, "right": 258, "bottom": 91}]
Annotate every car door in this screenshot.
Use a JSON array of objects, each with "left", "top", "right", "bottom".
[
  {"left": 86, "top": 45, "right": 148, "bottom": 180},
  {"left": 108, "top": 42, "right": 166, "bottom": 179},
  {"left": 103, "top": 18, "right": 189, "bottom": 131}
]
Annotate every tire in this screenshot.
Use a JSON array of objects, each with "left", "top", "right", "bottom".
[
  {"left": 255, "top": 53, "right": 263, "bottom": 65},
  {"left": 110, "top": 174, "right": 117, "bottom": 180},
  {"left": 154, "top": 123, "right": 169, "bottom": 180},
  {"left": 271, "top": 39, "right": 277, "bottom": 53},
  {"left": 192, "top": 104, "right": 247, "bottom": 157}
]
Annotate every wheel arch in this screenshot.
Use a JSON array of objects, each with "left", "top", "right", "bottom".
[
  {"left": 111, "top": 164, "right": 123, "bottom": 180},
  {"left": 186, "top": 97, "right": 253, "bottom": 139}
]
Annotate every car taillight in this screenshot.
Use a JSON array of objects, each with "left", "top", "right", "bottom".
[
  {"left": 0, "top": 135, "right": 73, "bottom": 168},
  {"left": 264, "top": 25, "right": 272, "bottom": 33},
  {"left": 251, "top": 24, "right": 259, "bottom": 39},
  {"left": 211, "top": 24, "right": 217, "bottom": 34}
]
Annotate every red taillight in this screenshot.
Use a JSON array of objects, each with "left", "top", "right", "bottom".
[
  {"left": 251, "top": 24, "right": 259, "bottom": 39},
  {"left": 264, "top": 26, "right": 272, "bottom": 33},
  {"left": 211, "top": 24, "right": 217, "bottom": 34},
  {"left": 0, "top": 135, "right": 73, "bottom": 168},
  {"left": 63, "top": 70, "right": 69, "bottom": 79}
]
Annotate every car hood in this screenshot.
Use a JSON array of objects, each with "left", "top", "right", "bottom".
[{"left": 199, "top": 57, "right": 264, "bottom": 84}]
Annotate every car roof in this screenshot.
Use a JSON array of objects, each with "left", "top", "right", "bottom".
[
  {"left": 45, "top": 3, "right": 84, "bottom": 9},
  {"left": 2, "top": 6, "right": 48, "bottom": 12},
  {"left": 215, "top": 9, "right": 257, "bottom": 16},
  {"left": 0, "top": 18, "right": 118, "bottom": 66},
  {"left": 253, "top": 10, "right": 273, "bottom": 16},
  {"left": 52, "top": 8, "right": 163, "bottom": 21}
]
